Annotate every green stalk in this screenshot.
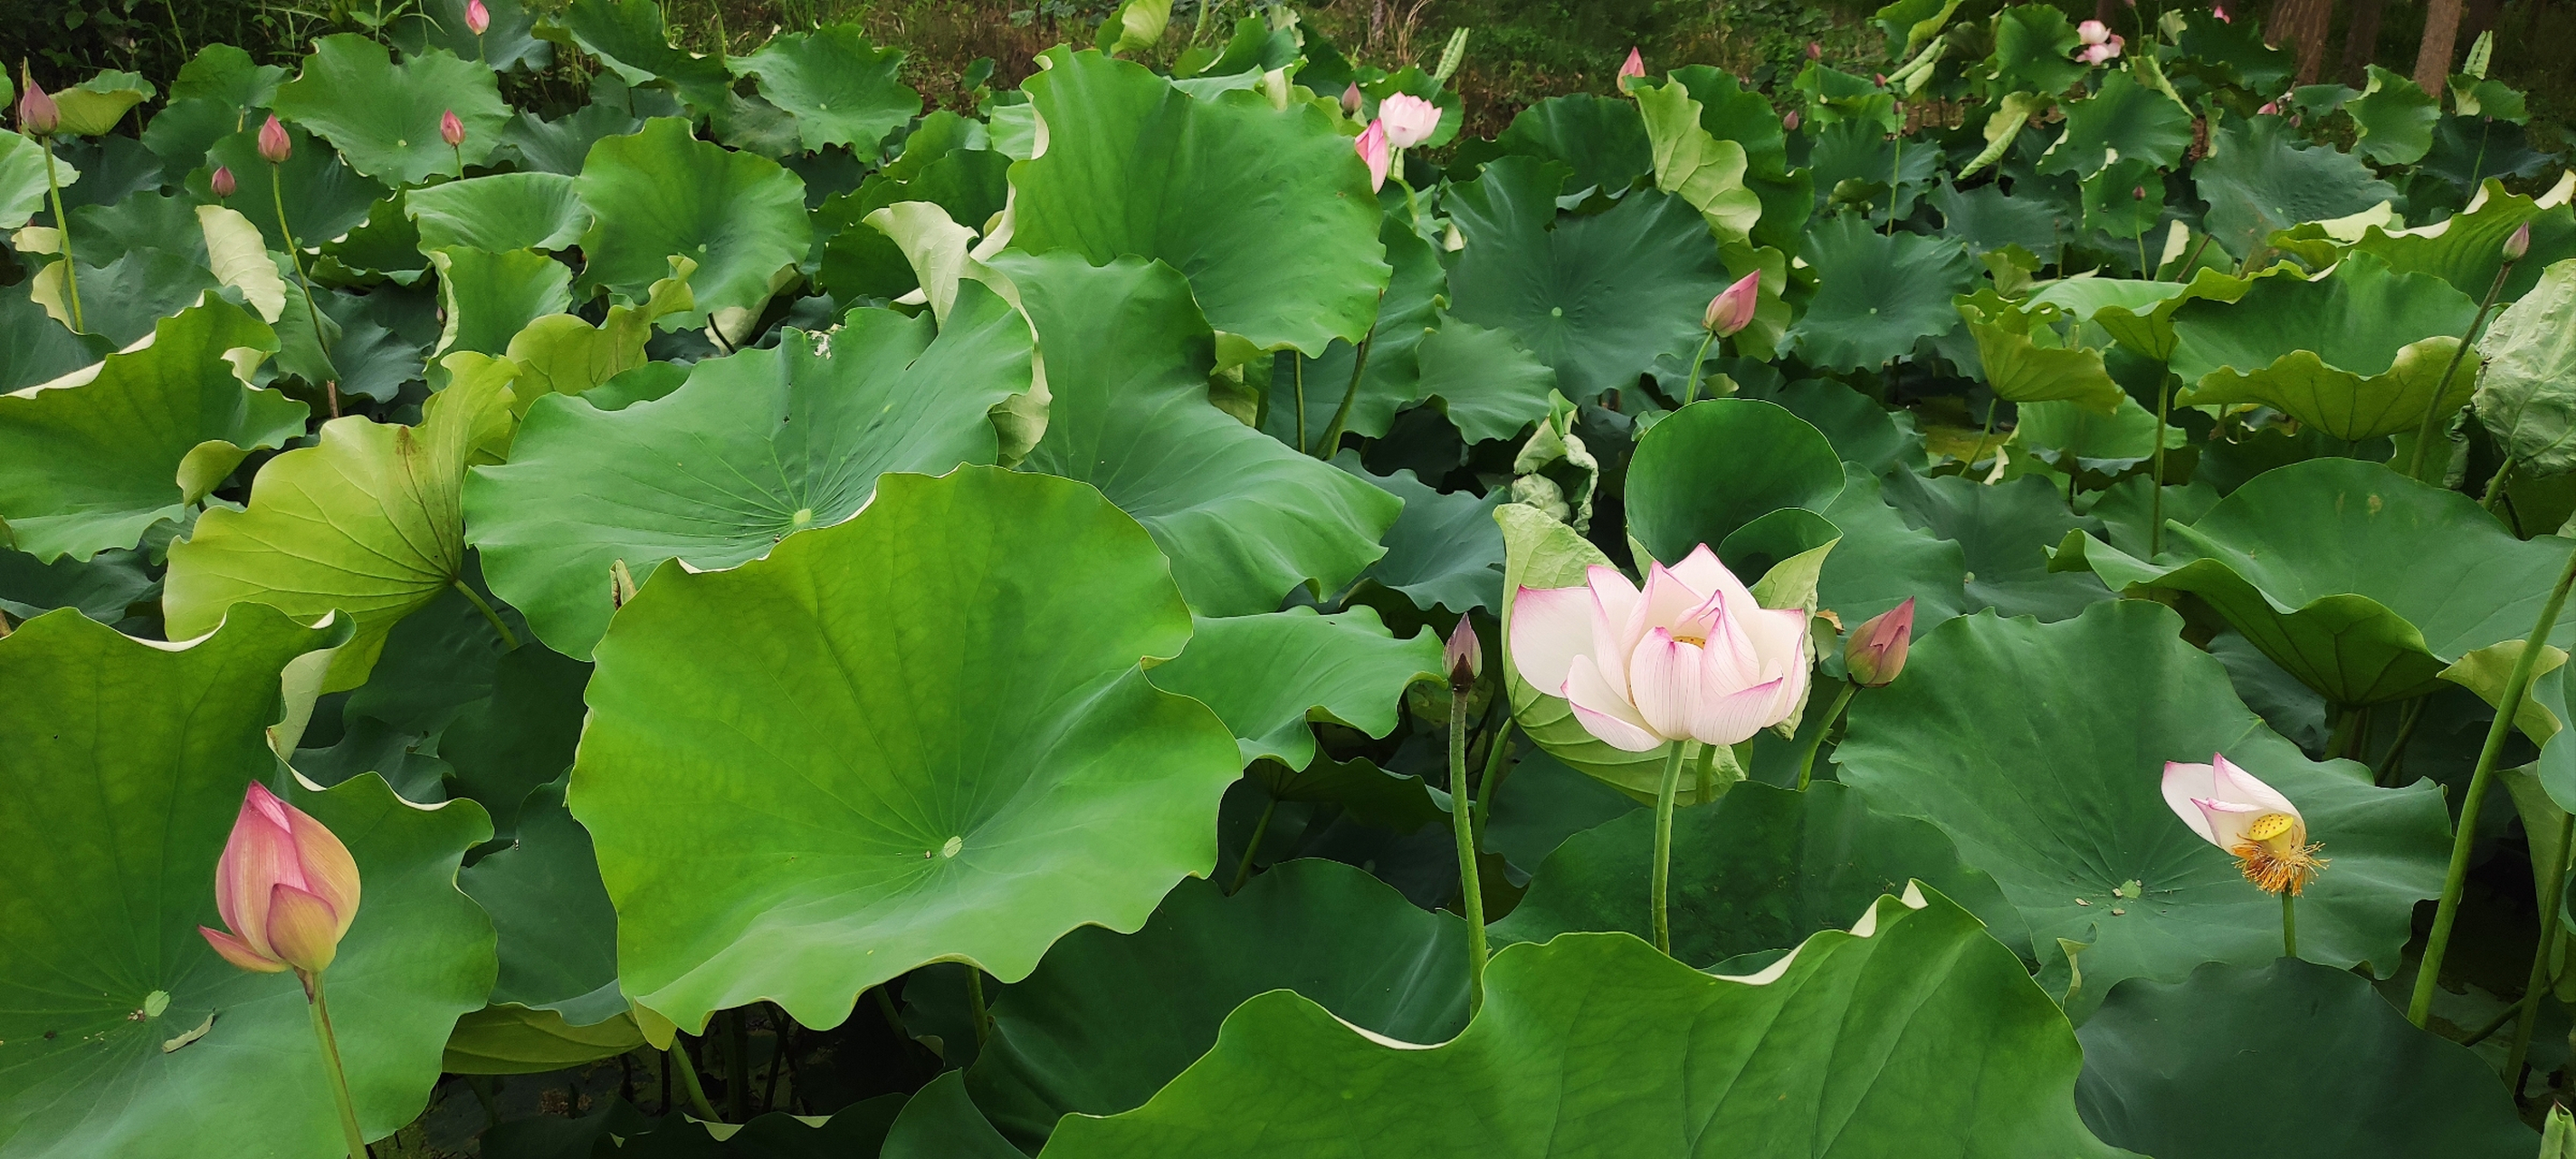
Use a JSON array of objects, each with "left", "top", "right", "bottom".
[
  {"left": 2484, "top": 457, "right": 2518, "bottom": 512},
  {"left": 668, "top": 1038, "right": 720, "bottom": 1122},
  {"left": 302, "top": 972, "right": 370, "bottom": 1159},
  {"left": 966, "top": 969, "right": 991, "bottom": 1047},
  {"left": 2409, "top": 543, "right": 2576, "bottom": 1027},
  {"left": 1649, "top": 742, "right": 1689, "bottom": 955},
  {"left": 2280, "top": 891, "right": 2297, "bottom": 959},
  {"left": 1228, "top": 796, "right": 1277, "bottom": 894},
  {"left": 1692, "top": 742, "right": 1717, "bottom": 804},
  {"left": 2406, "top": 261, "right": 2515, "bottom": 481},
  {"left": 1471, "top": 718, "right": 1515, "bottom": 852},
  {"left": 2370, "top": 697, "right": 2428, "bottom": 787},
  {"left": 2149, "top": 366, "right": 2172, "bottom": 557},
  {"left": 2504, "top": 809, "right": 2576, "bottom": 1083},
  {"left": 39, "top": 139, "right": 82, "bottom": 333},
  {"left": 271, "top": 166, "right": 339, "bottom": 417},
  {"left": 1679, "top": 330, "right": 1718, "bottom": 407},
  {"left": 453, "top": 580, "right": 521, "bottom": 650},
  {"left": 1448, "top": 689, "right": 1489, "bottom": 1011},
  {"left": 1312, "top": 294, "right": 1386, "bottom": 459},
  {"left": 1791, "top": 682, "right": 1860, "bottom": 790},
  {"left": 2167, "top": 232, "right": 2214, "bottom": 283}
]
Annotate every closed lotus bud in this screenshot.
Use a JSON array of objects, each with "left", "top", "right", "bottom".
[
  {"left": 16, "top": 69, "right": 57, "bottom": 137},
  {"left": 1807, "top": 42, "right": 1823, "bottom": 60},
  {"left": 1782, "top": 109, "right": 1802, "bottom": 131},
  {"left": 2256, "top": 100, "right": 2280, "bottom": 115},
  {"left": 1355, "top": 119, "right": 1389, "bottom": 192},
  {"left": 440, "top": 108, "right": 464, "bottom": 148},
  {"left": 1618, "top": 47, "right": 1646, "bottom": 86},
  {"left": 1341, "top": 82, "right": 1364, "bottom": 117},
  {"left": 2213, "top": 3, "right": 2231, "bottom": 20},
  {"left": 1703, "top": 270, "right": 1760, "bottom": 337},
  {"left": 1844, "top": 598, "right": 1914, "bottom": 687},
  {"left": 1445, "top": 615, "right": 1483, "bottom": 691},
  {"left": 2504, "top": 221, "right": 2532, "bottom": 262},
  {"left": 199, "top": 782, "right": 362, "bottom": 975},
  {"left": 211, "top": 165, "right": 236, "bottom": 199},
  {"left": 2134, "top": 185, "right": 2147, "bottom": 200},
  {"left": 465, "top": 0, "right": 491, "bottom": 34},
  {"left": 258, "top": 114, "right": 291, "bottom": 165}
]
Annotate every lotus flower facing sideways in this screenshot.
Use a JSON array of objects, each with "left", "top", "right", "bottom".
[
  {"left": 200, "top": 781, "right": 362, "bottom": 976},
  {"left": 2162, "top": 754, "right": 2326, "bottom": 895},
  {"left": 1355, "top": 119, "right": 1390, "bottom": 191},
  {"left": 1511, "top": 544, "right": 1810, "bottom": 752},
  {"left": 1378, "top": 92, "right": 1442, "bottom": 149}
]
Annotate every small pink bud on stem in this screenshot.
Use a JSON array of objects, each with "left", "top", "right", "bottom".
[
  {"left": 258, "top": 114, "right": 292, "bottom": 165},
  {"left": 1703, "top": 271, "right": 1760, "bottom": 337},
  {"left": 440, "top": 109, "right": 464, "bottom": 149},
  {"left": 2504, "top": 221, "right": 2532, "bottom": 263},
  {"left": 465, "top": 0, "right": 491, "bottom": 35},
  {"left": 1843, "top": 598, "right": 1915, "bottom": 687},
  {"left": 16, "top": 67, "right": 57, "bottom": 136},
  {"left": 1617, "top": 47, "right": 1646, "bottom": 89},
  {"left": 210, "top": 165, "right": 236, "bottom": 199},
  {"left": 1445, "top": 615, "right": 1484, "bottom": 692}
]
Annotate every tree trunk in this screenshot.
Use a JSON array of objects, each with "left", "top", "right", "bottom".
[
  {"left": 2341, "top": 0, "right": 2384, "bottom": 85},
  {"left": 2415, "top": 0, "right": 2465, "bottom": 92},
  {"left": 2266, "top": 0, "right": 2339, "bottom": 84}
]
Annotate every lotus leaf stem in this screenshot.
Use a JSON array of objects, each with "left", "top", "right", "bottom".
[
  {"left": 1679, "top": 330, "right": 1718, "bottom": 407},
  {"left": 301, "top": 971, "right": 370, "bottom": 1159},
  {"left": 2280, "top": 891, "right": 2296, "bottom": 960},
  {"left": 668, "top": 1038, "right": 720, "bottom": 1122},
  {"left": 1449, "top": 687, "right": 1489, "bottom": 1011},
  {"left": 2149, "top": 366, "right": 2172, "bottom": 558},
  {"left": 1650, "top": 742, "right": 1689, "bottom": 956},
  {"left": 2484, "top": 457, "right": 2517, "bottom": 512},
  {"left": 2409, "top": 541, "right": 2576, "bottom": 1027},
  {"left": 1312, "top": 292, "right": 1386, "bottom": 458},
  {"left": 1228, "top": 795, "right": 1277, "bottom": 894},
  {"left": 270, "top": 164, "right": 340, "bottom": 418},
  {"left": 1792, "top": 682, "right": 1861, "bottom": 790},
  {"left": 38, "top": 139, "right": 82, "bottom": 333},
  {"left": 967, "top": 968, "right": 991, "bottom": 1046},
  {"left": 2407, "top": 259, "right": 2517, "bottom": 482},
  {"left": 2370, "top": 697, "right": 2428, "bottom": 787},
  {"left": 452, "top": 579, "right": 521, "bottom": 651},
  {"left": 2504, "top": 809, "right": 2576, "bottom": 1086},
  {"left": 1471, "top": 717, "right": 1514, "bottom": 854}
]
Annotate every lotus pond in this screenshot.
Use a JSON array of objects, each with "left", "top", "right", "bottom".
[{"left": 5, "top": 0, "right": 2576, "bottom": 1154}]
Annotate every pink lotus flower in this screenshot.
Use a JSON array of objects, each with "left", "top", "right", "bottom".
[
  {"left": 1618, "top": 47, "right": 1646, "bottom": 88},
  {"left": 1356, "top": 119, "right": 1389, "bottom": 191},
  {"left": 440, "top": 109, "right": 464, "bottom": 148},
  {"left": 1844, "top": 598, "right": 1914, "bottom": 687},
  {"left": 2212, "top": 3, "right": 2231, "bottom": 22},
  {"left": 465, "top": 0, "right": 491, "bottom": 35},
  {"left": 2078, "top": 35, "right": 2124, "bottom": 64},
  {"left": 1703, "top": 271, "right": 1760, "bottom": 337},
  {"left": 258, "top": 114, "right": 292, "bottom": 165},
  {"left": 1511, "top": 545, "right": 1811, "bottom": 751},
  {"left": 15, "top": 70, "right": 56, "bottom": 137},
  {"left": 1379, "top": 92, "right": 1441, "bottom": 149},
  {"left": 2161, "top": 754, "right": 2326, "bottom": 896},
  {"left": 2256, "top": 100, "right": 2280, "bottom": 115},
  {"left": 200, "top": 782, "right": 362, "bottom": 975},
  {"left": 2078, "top": 19, "right": 2113, "bottom": 43},
  {"left": 210, "top": 165, "right": 236, "bottom": 199},
  {"left": 1445, "top": 614, "right": 1483, "bottom": 689}
]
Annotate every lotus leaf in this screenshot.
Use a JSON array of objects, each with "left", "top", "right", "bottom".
[
  {"left": 1626, "top": 398, "right": 1845, "bottom": 565},
  {"left": 1786, "top": 212, "right": 1982, "bottom": 372},
  {"left": 729, "top": 26, "right": 921, "bottom": 154},
  {"left": 1956, "top": 288, "right": 2127, "bottom": 412},
  {"left": 574, "top": 118, "right": 810, "bottom": 331},
  {"left": 271, "top": 35, "right": 510, "bottom": 186},
  {"left": 1146, "top": 608, "right": 1442, "bottom": 768},
  {"left": 2194, "top": 117, "right": 2399, "bottom": 259},
  {"left": 2042, "top": 71, "right": 2193, "bottom": 178},
  {"left": 2172, "top": 252, "right": 2478, "bottom": 441},
  {"left": 2474, "top": 259, "right": 2576, "bottom": 477},
  {"left": 405, "top": 172, "right": 589, "bottom": 253}
]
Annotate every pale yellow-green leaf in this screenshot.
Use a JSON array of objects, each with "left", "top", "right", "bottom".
[{"left": 196, "top": 205, "right": 286, "bottom": 323}]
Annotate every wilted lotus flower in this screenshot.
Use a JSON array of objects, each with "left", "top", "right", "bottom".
[
  {"left": 1341, "top": 82, "right": 1364, "bottom": 117},
  {"left": 258, "top": 114, "right": 292, "bottom": 165},
  {"left": 441, "top": 109, "right": 464, "bottom": 148},
  {"left": 2162, "top": 754, "right": 2326, "bottom": 895},
  {"left": 1844, "top": 597, "right": 1914, "bottom": 687},
  {"left": 1355, "top": 119, "right": 1389, "bottom": 191},
  {"left": 1379, "top": 92, "right": 1441, "bottom": 149},
  {"left": 1445, "top": 614, "right": 1483, "bottom": 691},
  {"left": 465, "top": 0, "right": 491, "bottom": 35},
  {"left": 16, "top": 69, "right": 56, "bottom": 136},
  {"left": 210, "top": 164, "right": 236, "bottom": 199},
  {"left": 1703, "top": 270, "right": 1760, "bottom": 337},
  {"left": 200, "top": 782, "right": 362, "bottom": 975},
  {"left": 1617, "top": 47, "right": 1646, "bottom": 87},
  {"left": 1511, "top": 545, "right": 1811, "bottom": 751}
]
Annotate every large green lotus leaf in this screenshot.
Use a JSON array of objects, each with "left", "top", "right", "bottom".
[
  {"left": 2345, "top": 66, "right": 2441, "bottom": 167},
  {"left": 2352, "top": 183, "right": 2576, "bottom": 304},
  {"left": 392, "top": 0, "right": 551, "bottom": 72},
  {"left": 1496, "top": 503, "right": 1670, "bottom": 798},
  {"left": 2026, "top": 267, "right": 2276, "bottom": 363},
  {"left": 2053, "top": 458, "right": 2576, "bottom": 705},
  {"left": 0, "top": 299, "right": 296, "bottom": 563},
  {"left": 1786, "top": 212, "right": 1983, "bottom": 372},
  {"left": 1835, "top": 601, "right": 2451, "bottom": 1019},
  {"left": 441, "top": 1004, "right": 643, "bottom": 1077},
  {"left": 448, "top": 780, "right": 636, "bottom": 1074},
  {"left": 1881, "top": 468, "right": 2109, "bottom": 622},
  {"left": 1340, "top": 461, "right": 1507, "bottom": 617},
  {"left": 728, "top": 25, "right": 921, "bottom": 154},
  {"left": 574, "top": 118, "right": 809, "bottom": 330},
  {"left": 2172, "top": 253, "right": 2479, "bottom": 441},
  {"left": 1956, "top": 288, "right": 2127, "bottom": 412},
  {"left": 271, "top": 35, "right": 508, "bottom": 186},
  {"left": 44, "top": 71, "right": 154, "bottom": 139},
  {"left": 1445, "top": 155, "right": 1727, "bottom": 401},
  {"left": 467, "top": 283, "right": 1029, "bottom": 658},
  {"left": 33, "top": 249, "right": 221, "bottom": 348},
  {"left": 164, "top": 354, "right": 520, "bottom": 693},
  {"left": 2075, "top": 959, "right": 2533, "bottom": 1157},
  {"left": 1039, "top": 889, "right": 2127, "bottom": 1157},
  {"left": 1145, "top": 608, "right": 1441, "bottom": 768},
  {"left": 2040, "top": 70, "right": 2192, "bottom": 178},
  {"left": 0, "top": 290, "right": 111, "bottom": 394},
  {"left": 196, "top": 120, "right": 393, "bottom": 254},
  {"left": 500, "top": 255, "right": 696, "bottom": 404},
  {"left": 993, "top": 252, "right": 1400, "bottom": 617},
  {"left": 436, "top": 645, "right": 592, "bottom": 838},
  {"left": 0, "top": 543, "right": 150, "bottom": 624},
  {"left": 1011, "top": 48, "right": 1388, "bottom": 358},
  {"left": 1626, "top": 398, "right": 1844, "bottom": 565},
  {"left": 405, "top": 172, "right": 589, "bottom": 253},
  {"left": 1493, "top": 781, "right": 2028, "bottom": 967},
  {"left": 2474, "top": 258, "right": 2576, "bottom": 476},
  {"left": 1262, "top": 217, "right": 1445, "bottom": 453},
  {"left": 1493, "top": 93, "right": 1654, "bottom": 196},
  {"left": 570, "top": 465, "right": 1242, "bottom": 1033},
  {"left": 547, "top": 0, "right": 732, "bottom": 112},
  {"left": 1985, "top": 4, "right": 2087, "bottom": 94},
  {"left": 965, "top": 860, "right": 1470, "bottom": 1150},
  {"left": 2194, "top": 117, "right": 2399, "bottom": 259},
  {"left": 2017, "top": 394, "right": 2176, "bottom": 474},
  {"left": 1409, "top": 317, "right": 1560, "bottom": 445},
  {"left": 1818, "top": 463, "right": 1971, "bottom": 623},
  {"left": 430, "top": 247, "right": 572, "bottom": 359},
  {"left": 0, "top": 607, "right": 499, "bottom": 1156},
  {"left": 497, "top": 102, "right": 644, "bottom": 177},
  {"left": 2078, "top": 158, "right": 2167, "bottom": 242}
]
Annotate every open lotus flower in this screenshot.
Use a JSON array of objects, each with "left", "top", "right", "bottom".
[
  {"left": 200, "top": 781, "right": 361, "bottom": 975},
  {"left": 2162, "top": 754, "right": 2327, "bottom": 895},
  {"left": 1379, "top": 92, "right": 1441, "bottom": 149},
  {"left": 2078, "top": 19, "right": 2113, "bottom": 43},
  {"left": 465, "top": 0, "right": 491, "bottom": 35},
  {"left": 1511, "top": 545, "right": 1810, "bottom": 751},
  {"left": 441, "top": 109, "right": 464, "bottom": 148},
  {"left": 1703, "top": 271, "right": 1760, "bottom": 337},
  {"left": 1356, "top": 119, "right": 1389, "bottom": 191},
  {"left": 2078, "top": 34, "right": 2124, "bottom": 63},
  {"left": 258, "top": 114, "right": 292, "bottom": 165}
]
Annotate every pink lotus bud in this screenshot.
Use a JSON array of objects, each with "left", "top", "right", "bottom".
[
  {"left": 1782, "top": 109, "right": 1802, "bottom": 131},
  {"left": 2212, "top": 3, "right": 2231, "bottom": 21},
  {"left": 1510, "top": 545, "right": 1810, "bottom": 750},
  {"left": 1844, "top": 598, "right": 1914, "bottom": 686},
  {"left": 1355, "top": 119, "right": 1389, "bottom": 192},
  {"left": 2162, "top": 754, "right": 2325, "bottom": 896},
  {"left": 211, "top": 165, "right": 236, "bottom": 199},
  {"left": 1703, "top": 270, "right": 1760, "bottom": 337},
  {"left": 1445, "top": 615, "right": 1484, "bottom": 691},
  {"left": 1875, "top": 73, "right": 1888, "bottom": 86},
  {"left": 440, "top": 108, "right": 464, "bottom": 148},
  {"left": 258, "top": 114, "right": 291, "bottom": 165},
  {"left": 1341, "top": 82, "right": 1364, "bottom": 117},
  {"left": 15, "top": 69, "right": 56, "bottom": 137},
  {"left": 465, "top": 0, "right": 491, "bottom": 34},
  {"left": 1618, "top": 47, "right": 1646, "bottom": 86},
  {"left": 199, "top": 782, "right": 362, "bottom": 976},
  {"left": 1807, "top": 42, "right": 1823, "bottom": 60},
  {"left": 2504, "top": 221, "right": 2532, "bottom": 262},
  {"left": 2078, "top": 19, "right": 2113, "bottom": 44},
  {"left": 2134, "top": 185, "right": 2147, "bottom": 199},
  {"left": 2256, "top": 100, "right": 2280, "bottom": 115},
  {"left": 1379, "top": 91, "right": 1441, "bottom": 149}
]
